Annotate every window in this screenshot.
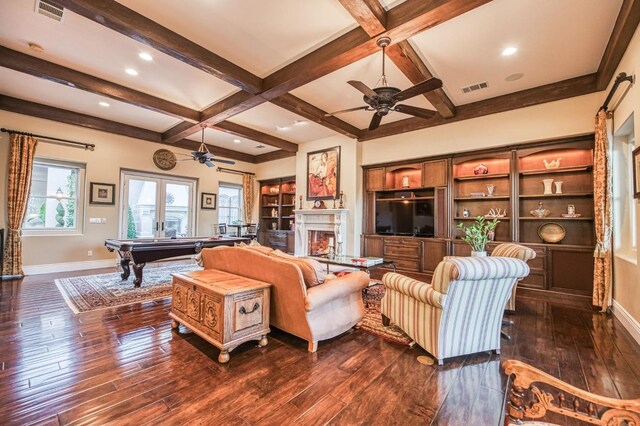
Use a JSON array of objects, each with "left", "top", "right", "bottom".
[
  {"left": 629, "top": 135, "right": 637, "bottom": 250},
  {"left": 23, "top": 159, "right": 85, "bottom": 233},
  {"left": 218, "top": 183, "right": 243, "bottom": 225},
  {"left": 612, "top": 115, "right": 636, "bottom": 258}
]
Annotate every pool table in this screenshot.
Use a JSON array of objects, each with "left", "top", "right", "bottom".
[{"left": 105, "top": 236, "right": 249, "bottom": 287}]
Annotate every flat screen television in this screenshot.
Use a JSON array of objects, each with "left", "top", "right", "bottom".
[{"left": 375, "top": 199, "right": 435, "bottom": 237}]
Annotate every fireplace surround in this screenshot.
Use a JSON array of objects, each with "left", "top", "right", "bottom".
[{"left": 294, "top": 209, "right": 348, "bottom": 257}]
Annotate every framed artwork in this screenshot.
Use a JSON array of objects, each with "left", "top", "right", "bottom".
[
  {"left": 307, "top": 146, "right": 340, "bottom": 200},
  {"left": 201, "top": 192, "right": 217, "bottom": 210},
  {"left": 89, "top": 182, "right": 115, "bottom": 205},
  {"left": 633, "top": 146, "right": 640, "bottom": 199}
]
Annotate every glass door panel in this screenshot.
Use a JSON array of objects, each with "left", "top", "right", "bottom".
[
  {"left": 125, "top": 178, "right": 158, "bottom": 238},
  {"left": 164, "top": 182, "right": 193, "bottom": 237}
]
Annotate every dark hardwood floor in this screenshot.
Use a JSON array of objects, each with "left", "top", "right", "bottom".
[{"left": 1, "top": 266, "right": 640, "bottom": 425}]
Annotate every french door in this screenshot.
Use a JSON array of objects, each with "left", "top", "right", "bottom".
[{"left": 120, "top": 171, "right": 196, "bottom": 239}]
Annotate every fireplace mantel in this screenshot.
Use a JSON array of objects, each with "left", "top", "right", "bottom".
[{"left": 294, "top": 209, "right": 348, "bottom": 257}]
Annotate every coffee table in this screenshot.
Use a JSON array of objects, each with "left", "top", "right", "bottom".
[{"left": 308, "top": 255, "right": 396, "bottom": 275}]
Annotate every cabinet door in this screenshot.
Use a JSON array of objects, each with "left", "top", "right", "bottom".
[
  {"left": 363, "top": 235, "right": 384, "bottom": 258},
  {"left": 365, "top": 168, "right": 385, "bottom": 191},
  {"left": 422, "top": 239, "right": 447, "bottom": 275},
  {"left": 423, "top": 160, "right": 448, "bottom": 187},
  {"left": 286, "top": 232, "right": 295, "bottom": 254},
  {"left": 548, "top": 248, "right": 593, "bottom": 295}
]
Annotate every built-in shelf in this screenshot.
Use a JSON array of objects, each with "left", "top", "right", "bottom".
[
  {"left": 377, "top": 196, "right": 435, "bottom": 201},
  {"left": 262, "top": 216, "right": 278, "bottom": 219},
  {"left": 454, "top": 173, "right": 510, "bottom": 181},
  {"left": 519, "top": 192, "right": 593, "bottom": 198},
  {"left": 263, "top": 204, "right": 278, "bottom": 207},
  {"left": 282, "top": 204, "right": 295, "bottom": 207},
  {"left": 454, "top": 217, "right": 511, "bottom": 220},
  {"left": 520, "top": 165, "right": 592, "bottom": 176},
  {"left": 282, "top": 191, "right": 296, "bottom": 195},
  {"left": 454, "top": 196, "right": 510, "bottom": 201},
  {"left": 519, "top": 217, "right": 594, "bottom": 221}
]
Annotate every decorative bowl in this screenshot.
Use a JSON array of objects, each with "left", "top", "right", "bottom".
[
  {"left": 530, "top": 208, "right": 551, "bottom": 218},
  {"left": 538, "top": 223, "right": 565, "bottom": 243}
]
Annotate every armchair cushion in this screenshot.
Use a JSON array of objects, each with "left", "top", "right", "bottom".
[
  {"left": 432, "top": 257, "right": 530, "bottom": 294},
  {"left": 492, "top": 243, "right": 536, "bottom": 261},
  {"left": 382, "top": 272, "right": 445, "bottom": 308}
]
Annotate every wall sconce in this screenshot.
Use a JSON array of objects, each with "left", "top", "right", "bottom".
[{"left": 55, "top": 187, "right": 64, "bottom": 200}]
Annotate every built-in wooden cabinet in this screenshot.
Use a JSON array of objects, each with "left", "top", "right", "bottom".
[
  {"left": 362, "top": 135, "right": 596, "bottom": 297},
  {"left": 258, "top": 176, "right": 295, "bottom": 254}
]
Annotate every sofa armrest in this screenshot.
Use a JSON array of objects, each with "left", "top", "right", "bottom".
[
  {"left": 382, "top": 272, "right": 445, "bottom": 308},
  {"left": 305, "top": 271, "right": 369, "bottom": 312}
]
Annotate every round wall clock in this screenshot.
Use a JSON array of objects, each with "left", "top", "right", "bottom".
[{"left": 153, "top": 149, "right": 177, "bottom": 170}]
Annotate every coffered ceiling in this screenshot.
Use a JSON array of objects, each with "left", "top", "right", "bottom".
[{"left": 0, "top": 0, "right": 637, "bottom": 163}]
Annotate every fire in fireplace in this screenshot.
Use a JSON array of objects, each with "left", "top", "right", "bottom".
[{"left": 307, "top": 230, "right": 334, "bottom": 256}]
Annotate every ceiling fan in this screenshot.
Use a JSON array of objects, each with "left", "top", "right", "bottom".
[
  {"left": 176, "top": 124, "right": 236, "bottom": 168},
  {"left": 325, "top": 37, "right": 442, "bottom": 131}
]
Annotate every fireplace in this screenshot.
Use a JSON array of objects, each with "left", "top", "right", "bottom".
[
  {"left": 307, "top": 230, "right": 334, "bottom": 256},
  {"left": 294, "top": 209, "right": 348, "bottom": 257}
]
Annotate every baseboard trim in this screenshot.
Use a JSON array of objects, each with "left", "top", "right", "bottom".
[
  {"left": 612, "top": 299, "right": 640, "bottom": 346},
  {"left": 23, "top": 259, "right": 117, "bottom": 275}
]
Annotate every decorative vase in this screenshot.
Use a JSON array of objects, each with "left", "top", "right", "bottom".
[
  {"left": 471, "top": 251, "right": 487, "bottom": 257},
  {"left": 401, "top": 175, "right": 410, "bottom": 188},
  {"left": 474, "top": 164, "right": 488, "bottom": 175},
  {"left": 542, "top": 178, "right": 554, "bottom": 195},
  {"left": 462, "top": 208, "right": 470, "bottom": 218},
  {"left": 486, "top": 184, "right": 495, "bottom": 197},
  {"left": 554, "top": 181, "right": 563, "bottom": 194}
]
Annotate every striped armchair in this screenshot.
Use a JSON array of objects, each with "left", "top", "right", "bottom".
[
  {"left": 491, "top": 243, "right": 536, "bottom": 312},
  {"left": 381, "top": 256, "right": 530, "bottom": 365}
]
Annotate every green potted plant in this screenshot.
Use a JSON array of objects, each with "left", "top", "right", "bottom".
[{"left": 457, "top": 216, "right": 500, "bottom": 256}]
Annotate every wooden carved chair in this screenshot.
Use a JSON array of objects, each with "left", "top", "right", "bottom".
[{"left": 503, "top": 359, "right": 640, "bottom": 425}]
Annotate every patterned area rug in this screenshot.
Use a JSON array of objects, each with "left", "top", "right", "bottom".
[
  {"left": 55, "top": 264, "right": 201, "bottom": 314},
  {"left": 361, "top": 285, "right": 413, "bottom": 346}
]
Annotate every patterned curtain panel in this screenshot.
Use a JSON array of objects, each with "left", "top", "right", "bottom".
[
  {"left": 593, "top": 111, "right": 613, "bottom": 312},
  {"left": 242, "top": 174, "right": 254, "bottom": 224},
  {"left": 2, "top": 134, "right": 38, "bottom": 276}
]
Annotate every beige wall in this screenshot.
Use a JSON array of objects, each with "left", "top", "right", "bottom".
[
  {"left": 0, "top": 110, "right": 256, "bottom": 268},
  {"left": 609, "top": 26, "right": 640, "bottom": 327}
]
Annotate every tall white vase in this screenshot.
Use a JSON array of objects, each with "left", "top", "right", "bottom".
[
  {"left": 554, "top": 181, "right": 563, "bottom": 194},
  {"left": 542, "top": 178, "right": 554, "bottom": 195}
]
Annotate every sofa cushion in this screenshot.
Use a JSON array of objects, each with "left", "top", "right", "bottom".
[
  {"left": 241, "top": 245, "right": 274, "bottom": 255},
  {"left": 269, "top": 249, "right": 326, "bottom": 287}
]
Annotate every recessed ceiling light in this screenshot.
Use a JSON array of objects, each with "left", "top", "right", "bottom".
[
  {"left": 138, "top": 52, "right": 153, "bottom": 61},
  {"left": 125, "top": 68, "right": 138, "bottom": 76},
  {"left": 502, "top": 47, "right": 518, "bottom": 56},
  {"left": 233, "top": 139, "right": 241, "bottom": 144},
  {"left": 276, "top": 126, "right": 290, "bottom": 132},
  {"left": 98, "top": 101, "right": 110, "bottom": 107},
  {"left": 505, "top": 73, "right": 524, "bottom": 82},
  {"left": 293, "top": 120, "right": 308, "bottom": 126},
  {"left": 28, "top": 42, "right": 44, "bottom": 53}
]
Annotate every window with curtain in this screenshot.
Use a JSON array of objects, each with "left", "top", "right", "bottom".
[
  {"left": 612, "top": 117, "right": 636, "bottom": 256},
  {"left": 22, "top": 159, "right": 85, "bottom": 233},
  {"left": 218, "top": 183, "right": 243, "bottom": 224}
]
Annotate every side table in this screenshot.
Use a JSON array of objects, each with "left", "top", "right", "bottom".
[{"left": 170, "top": 269, "right": 271, "bottom": 363}]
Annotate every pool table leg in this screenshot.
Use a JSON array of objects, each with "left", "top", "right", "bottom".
[
  {"left": 132, "top": 263, "right": 145, "bottom": 287},
  {"left": 119, "top": 257, "right": 131, "bottom": 280}
]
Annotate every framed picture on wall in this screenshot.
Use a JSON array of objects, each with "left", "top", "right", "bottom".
[
  {"left": 89, "top": 182, "right": 116, "bottom": 205},
  {"left": 306, "top": 146, "right": 340, "bottom": 200},
  {"left": 633, "top": 146, "right": 640, "bottom": 199},
  {"left": 201, "top": 192, "right": 217, "bottom": 210}
]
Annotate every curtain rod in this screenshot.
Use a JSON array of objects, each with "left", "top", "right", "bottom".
[
  {"left": 216, "top": 167, "right": 255, "bottom": 176},
  {"left": 1, "top": 128, "right": 95, "bottom": 151},
  {"left": 599, "top": 72, "right": 634, "bottom": 113}
]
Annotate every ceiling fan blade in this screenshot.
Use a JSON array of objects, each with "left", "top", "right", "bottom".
[
  {"left": 324, "top": 106, "right": 370, "bottom": 117},
  {"left": 205, "top": 160, "right": 215, "bottom": 168},
  {"left": 368, "top": 113, "right": 383, "bottom": 131},
  {"left": 394, "top": 104, "right": 437, "bottom": 120},
  {"left": 212, "top": 158, "right": 236, "bottom": 165},
  {"left": 394, "top": 78, "right": 443, "bottom": 102},
  {"left": 348, "top": 80, "right": 378, "bottom": 99}
]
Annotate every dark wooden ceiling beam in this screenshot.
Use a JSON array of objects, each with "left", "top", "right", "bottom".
[
  {"left": 359, "top": 74, "right": 598, "bottom": 141},
  {"left": 55, "top": 0, "right": 263, "bottom": 94},
  {"left": 0, "top": 95, "right": 257, "bottom": 163},
  {"left": 596, "top": 0, "right": 640, "bottom": 90},
  {"left": 0, "top": 46, "right": 201, "bottom": 123},
  {"left": 270, "top": 94, "right": 362, "bottom": 139},
  {"left": 211, "top": 121, "right": 298, "bottom": 152},
  {"left": 338, "top": 0, "right": 387, "bottom": 36},
  {"left": 385, "top": 42, "right": 456, "bottom": 118},
  {"left": 254, "top": 149, "right": 297, "bottom": 164}
]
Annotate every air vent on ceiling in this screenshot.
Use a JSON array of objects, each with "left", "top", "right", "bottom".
[
  {"left": 255, "top": 145, "right": 266, "bottom": 149},
  {"left": 35, "top": 0, "right": 64, "bottom": 22},
  {"left": 461, "top": 81, "right": 488, "bottom": 94}
]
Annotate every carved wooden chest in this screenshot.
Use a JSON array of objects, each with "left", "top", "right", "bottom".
[{"left": 170, "top": 269, "right": 271, "bottom": 363}]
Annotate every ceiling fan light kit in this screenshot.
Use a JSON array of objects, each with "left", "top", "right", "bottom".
[
  {"left": 173, "top": 124, "right": 236, "bottom": 168},
  {"left": 325, "top": 37, "right": 441, "bottom": 130}
]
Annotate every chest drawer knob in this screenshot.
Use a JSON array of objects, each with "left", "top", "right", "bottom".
[{"left": 239, "top": 302, "right": 260, "bottom": 315}]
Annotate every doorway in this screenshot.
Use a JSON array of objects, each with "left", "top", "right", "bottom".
[{"left": 120, "top": 171, "right": 196, "bottom": 239}]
